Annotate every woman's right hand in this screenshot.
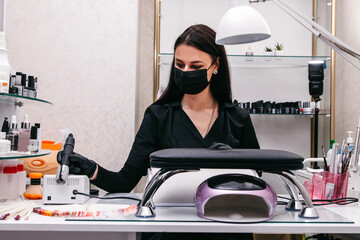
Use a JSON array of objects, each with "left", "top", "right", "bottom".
[{"left": 57, "top": 151, "right": 98, "bottom": 179}]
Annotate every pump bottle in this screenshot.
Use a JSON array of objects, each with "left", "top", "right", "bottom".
[{"left": 347, "top": 131, "right": 355, "bottom": 150}]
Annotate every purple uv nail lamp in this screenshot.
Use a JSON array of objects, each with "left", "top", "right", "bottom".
[{"left": 194, "top": 173, "right": 277, "bottom": 223}]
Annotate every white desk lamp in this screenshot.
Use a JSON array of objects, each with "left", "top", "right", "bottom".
[
  {"left": 216, "top": 0, "right": 360, "bottom": 202},
  {"left": 216, "top": 5, "right": 271, "bottom": 44}
]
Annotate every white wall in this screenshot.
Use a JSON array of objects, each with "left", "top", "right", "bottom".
[
  {"left": 4, "top": 1, "right": 138, "bottom": 173},
  {"left": 335, "top": 1, "right": 360, "bottom": 143},
  {"left": 136, "top": 0, "right": 154, "bottom": 131}
]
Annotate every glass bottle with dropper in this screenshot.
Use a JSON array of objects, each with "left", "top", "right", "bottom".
[{"left": 18, "top": 114, "right": 31, "bottom": 152}]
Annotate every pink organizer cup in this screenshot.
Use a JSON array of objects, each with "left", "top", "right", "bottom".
[{"left": 305, "top": 171, "right": 349, "bottom": 200}]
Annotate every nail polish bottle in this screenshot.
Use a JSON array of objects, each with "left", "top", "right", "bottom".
[
  {"left": 277, "top": 103, "right": 283, "bottom": 114},
  {"left": 1, "top": 117, "right": 9, "bottom": 133},
  {"left": 27, "top": 76, "right": 36, "bottom": 98},
  {"left": 265, "top": 101, "right": 271, "bottom": 114},
  {"left": 7, "top": 115, "right": 19, "bottom": 151},
  {"left": 251, "top": 102, "right": 257, "bottom": 114},
  {"left": 303, "top": 101, "right": 312, "bottom": 114},
  {"left": 9, "top": 75, "right": 16, "bottom": 88},
  {"left": 258, "top": 100, "right": 264, "bottom": 113},
  {"left": 271, "top": 102, "right": 276, "bottom": 114},
  {"left": 14, "top": 72, "right": 23, "bottom": 96},
  {"left": 34, "top": 77, "right": 38, "bottom": 98},
  {"left": 245, "top": 102, "right": 251, "bottom": 113},
  {"left": 21, "top": 73, "right": 28, "bottom": 97},
  {"left": 9, "top": 87, "right": 18, "bottom": 95},
  {"left": 15, "top": 72, "right": 22, "bottom": 85},
  {"left": 28, "top": 126, "right": 39, "bottom": 154},
  {"left": 284, "top": 102, "right": 290, "bottom": 114}
]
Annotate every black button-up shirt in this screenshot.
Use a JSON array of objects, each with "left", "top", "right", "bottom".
[{"left": 93, "top": 100, "right": 260, "bottom": 192}]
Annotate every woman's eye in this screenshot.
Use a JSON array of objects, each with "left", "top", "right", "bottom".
[
  {"left": 191, "top": 65, "right": 202, "bottom": 70},
  {"left": 176, "top": 63, "right": 185, "bottom": 69}
]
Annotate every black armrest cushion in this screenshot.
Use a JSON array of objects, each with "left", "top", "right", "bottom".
[{"left": 150, "top": 148, "right": 303, "bottom": 171}]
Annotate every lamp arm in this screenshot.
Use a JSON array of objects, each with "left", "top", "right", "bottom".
[
  {"left": 267, "top": 0, "right": 360, "bottom": 70},
  {"left": 268, "top": 0, "right": 360, "bottom": 175},
  {"left": 319, "top": 35, "right": 360, "bottom": 71},
  {"left": 271, "top": 0, "right": 321, "bottom": 37}
]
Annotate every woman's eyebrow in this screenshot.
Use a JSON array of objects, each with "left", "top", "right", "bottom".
[{"left": 175, "top": 58, "right": 204, "bottom": 64}]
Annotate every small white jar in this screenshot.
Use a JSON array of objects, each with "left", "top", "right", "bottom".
[{"left": 0, "top": 131, "right": 11, "bottom": 156}]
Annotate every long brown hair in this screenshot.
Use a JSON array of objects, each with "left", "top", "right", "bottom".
[{"left": 156, "top": 24, "right": 232, "bottom": 104}]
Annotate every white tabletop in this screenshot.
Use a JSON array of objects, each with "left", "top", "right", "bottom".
[{"left": 0, "top": 197, "right": 359, "bottom": 235}]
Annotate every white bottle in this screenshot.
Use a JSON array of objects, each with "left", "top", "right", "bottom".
[
  {"left": 347, "top": 131, "right": 355, "bottom": 149},
  {"left": 0, "top": 159, "right": 19, "bottom": 200},
  {"left": 0, "top": 131, "right": 11, "bottom": 155},
  {"left": 17, "top": 160, "right": 26, "bottom": 196},
  {"left": 0, "top": 80, "right": 8, "bottom": 93},
  {"left": 35, "top": 123, "right": 42, "bottom": 153},
  {"left": 326, "top": 140, "right": 335, "bottom": 164}
]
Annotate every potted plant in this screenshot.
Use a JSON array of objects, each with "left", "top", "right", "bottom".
[
  {"left": 264, "top": 47, "right": 273, "bottom": 56},
  {"left": 274, "top": 42, "right": 284, "bottom": 56}
]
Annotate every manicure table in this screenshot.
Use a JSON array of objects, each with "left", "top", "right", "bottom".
[{"left": 0, "top": 149, "right": 359, "bottom": 240}]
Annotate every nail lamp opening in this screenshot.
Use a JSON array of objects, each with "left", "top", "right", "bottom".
[
  {"left": 216, "top": 5, "right": 271, "bottom": 45},
  {"left": 194, "top": 174, "right": 277, "bottom": 223}
]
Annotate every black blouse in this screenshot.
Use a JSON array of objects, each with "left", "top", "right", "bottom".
[{"left": 92, "top": 100, "right": 260, "bottom": 193}]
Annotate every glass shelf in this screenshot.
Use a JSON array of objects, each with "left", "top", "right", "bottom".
[
  {"left": 0, "top": 150, "right": 51, "bottom": 160},
  {"left": 0, "top": 93, "right": 53, "bottom": 106},
  {"left": 159, "top": 53, "right": 331, "bottom": 68}
]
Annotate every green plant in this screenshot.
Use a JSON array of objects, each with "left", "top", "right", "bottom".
[
  {"left": 264, "top": 47, "right": 273, "bottom": 52},
  {"left": 274, "top": 42, "right": 284, "bottom": 51}
]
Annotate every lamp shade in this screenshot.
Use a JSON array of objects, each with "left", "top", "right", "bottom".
[{"left": 216, "top": 5, "right": 271, "bottom": 45}]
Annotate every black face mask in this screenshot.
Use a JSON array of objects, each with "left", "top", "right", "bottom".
[{"left": 174, "top": 65, "right": 213, "bottom": 95}]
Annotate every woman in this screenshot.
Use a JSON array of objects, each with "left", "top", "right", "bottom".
[
  {"left": 59, "top": 24, "right": 260, "bottom": 193},
  {"left": 60, "top": 23, "right": 258, "bottom": 240}
]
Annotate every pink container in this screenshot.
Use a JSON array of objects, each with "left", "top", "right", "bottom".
[{"left": 305, "top": 171, "right": 349, "bottom": 200}]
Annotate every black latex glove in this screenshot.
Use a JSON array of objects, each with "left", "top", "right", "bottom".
[
  {"left": 57, "top": 151, "right": 97, "bottom": 178},
  {"left": 209, "top": 142, "right": 232, "bottom": 150}
]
